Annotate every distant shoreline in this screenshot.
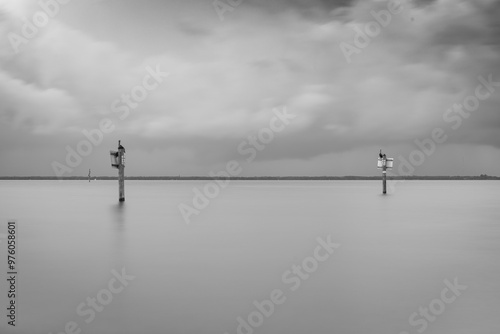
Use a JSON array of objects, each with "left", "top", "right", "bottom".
[{"left": 0, "top": 176, "right": 498, "bottom": 181}]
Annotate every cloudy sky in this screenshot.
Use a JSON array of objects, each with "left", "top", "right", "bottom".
[{"left": 0, "top": 0, "right": 499, "bottom": 177}]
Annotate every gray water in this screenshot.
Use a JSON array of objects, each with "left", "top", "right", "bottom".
[{"left": 0, "top": 180, "right": 499, "bottom": 334}]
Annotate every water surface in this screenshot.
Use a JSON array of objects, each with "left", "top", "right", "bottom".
[{"left": 0, "top": 180, "right": 498, "bottom": 334}]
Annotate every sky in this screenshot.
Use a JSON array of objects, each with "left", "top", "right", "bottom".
[{"left": 0, "top": 0, "right": 499, "bottom": 177}]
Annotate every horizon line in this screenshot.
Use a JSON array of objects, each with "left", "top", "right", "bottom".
[{"left": 0, "top": 175, "right": 498, "bottom": 180}]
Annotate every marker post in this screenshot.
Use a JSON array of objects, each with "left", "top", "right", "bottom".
[
  {"left": 377, "top": 150, "right": 393, "bottom": 194},
  {"left": 110, "top": 140, "right": 126, "bottom": 202}
]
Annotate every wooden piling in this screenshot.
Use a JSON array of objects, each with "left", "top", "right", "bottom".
[
  {"left": 378, "top": 149, "right": 391, "bottom": 195},
  {"left": 382, "top": 164, "right": 387, "bottom": 194},
  {"left": 118, "top": 141, "right": 125, "bottom": 202}
]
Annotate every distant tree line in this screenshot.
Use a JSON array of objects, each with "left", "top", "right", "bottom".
[{"left": 1, "top": 175, "right": 499, "bottom": 181}]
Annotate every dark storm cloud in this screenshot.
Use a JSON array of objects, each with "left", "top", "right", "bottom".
[
  {"left": 264, "top": 0, "right": 354, "bottom": 12},
  {"left": 243, "top": 0, "right": 355, "bottom": 21}
]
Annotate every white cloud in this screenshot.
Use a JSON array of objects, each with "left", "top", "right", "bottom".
[{"left": 0, "top": 0, "right": 499, "bottom": 175}]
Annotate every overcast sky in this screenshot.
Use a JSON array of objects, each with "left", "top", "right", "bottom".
[{"left": 0, "top": 0, "right": 499, "bottom": 177}]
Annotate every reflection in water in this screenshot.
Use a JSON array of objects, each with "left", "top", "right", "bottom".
[
  {"left": 109, "top": 201, "right": 127, "bottom": 269},
  {"left": 111, "top": 201, "right": 126, "bottom": 228}
]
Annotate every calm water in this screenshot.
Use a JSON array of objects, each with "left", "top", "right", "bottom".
[{"left": 0, "top": 180, "right": 499, "bottom": 334}]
